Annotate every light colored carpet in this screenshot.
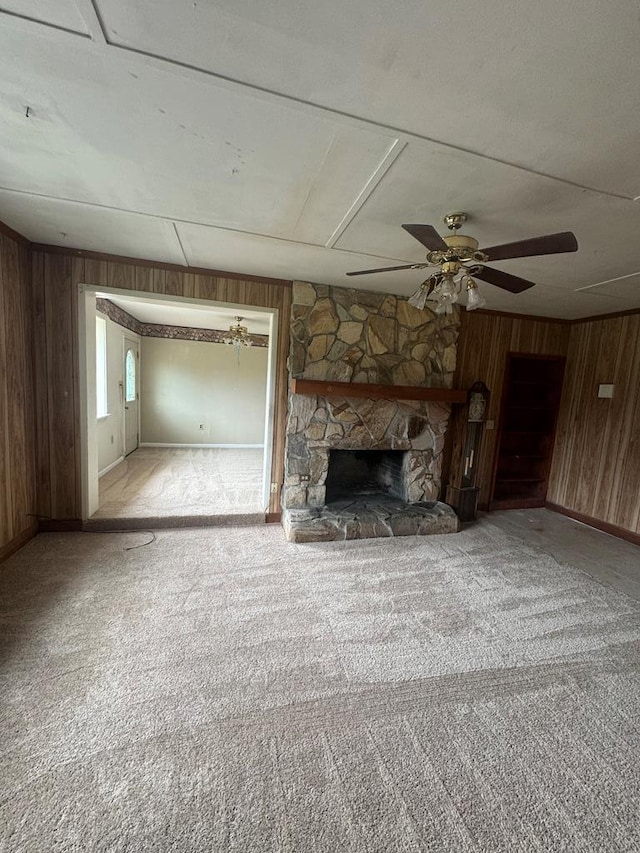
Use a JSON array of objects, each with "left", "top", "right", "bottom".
[
  {"left": 95, "top": 447, "right": 264, "bottom": 518},
  {"left": 1, "top": 513, "right": 640, "bottom": 851}
]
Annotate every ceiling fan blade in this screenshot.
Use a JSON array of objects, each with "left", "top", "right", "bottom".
[
  {"left": 401, "top": 224, "right": 448, "bottom": 252},
  {"left": 481, "top": 231, "right": 578, "bottom": 262},
  {"left": 469, "top": 265, "right": 536, "bottom": 293},
  {"left": 346, "top": 263, "right": 428, "bottom": 277}
]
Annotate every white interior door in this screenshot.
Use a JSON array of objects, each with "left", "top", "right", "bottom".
[{"left": 124, "top": 338, "right": 139, "bottom": 456}]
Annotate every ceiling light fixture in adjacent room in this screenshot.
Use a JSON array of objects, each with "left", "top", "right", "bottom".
[{"left": 223, "top": 316, "right": 253, "bottom": 361}]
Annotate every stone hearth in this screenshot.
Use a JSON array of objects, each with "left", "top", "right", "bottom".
[{"left": 283, "top": 497, "right": 459, "bottom": 543}]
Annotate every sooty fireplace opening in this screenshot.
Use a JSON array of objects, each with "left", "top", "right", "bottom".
[{"left": 325, "top": 450, "right": 406, "bottom": 502}]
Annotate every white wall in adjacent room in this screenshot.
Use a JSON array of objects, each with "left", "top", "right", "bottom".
[
  {"left": 97, "top": 314, "right": 140, "bottom": 474},
  {"left": 140, "top": 337, "right": 268, "bottom": 445}
]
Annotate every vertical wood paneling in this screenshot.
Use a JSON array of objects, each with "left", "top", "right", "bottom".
[
  {"left": 44, "top": 255, "right": 77, "bottom": 518},
  {"left": 3, "top": 238, "right": 29, "bottom": 532},
  {"left": 71, "top": 258, "right": 84, "bottom": 515},
  {"left": 165, "top": 271, "right": 182, "bottom": 296},
  {"left": 0, "top": 238, "right": 12, "bottom": 541},
  {"left": 14, "top": 242, "right": 640, "bottom": 536},
  {"left": 548, "top": 315, "right": 640, "bottom": 534},
  {"left": 152, "top": 268, "right": 166, "bottom": 294},
  {"left": 31, "top": 252, "right": 51, "bottom": 519},
  {"left": 134, "top": 266, "right": 153, "bottom": 293},
  {"left": 0, "top": 233, "right": 37, "bottom": 556},
  {"left": 108, "top": 262, "right": 135, "bottom": 290},
  {"left": 83, "top": 258, "right": 108, "bottom": 287},
  {"left": 35, "top": 251, "right": 292, "bottom": 520},
  {"left": 451, "top": 311, "right": 569, "bottom": 508}
]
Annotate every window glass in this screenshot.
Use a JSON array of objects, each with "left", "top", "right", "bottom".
[
  {"left": 96, "top": 316, "right": 108, "bottom": 418},
  {"left": 125, "top": 348, "right": 136, "bottom": 402}
]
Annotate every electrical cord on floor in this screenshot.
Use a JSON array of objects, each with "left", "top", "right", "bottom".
[
  {"left": 28, "top": 515, "right": 157, "bottom": 550},
  {"left": 123, "top": 531, "right": 156, "bottom": 550}
]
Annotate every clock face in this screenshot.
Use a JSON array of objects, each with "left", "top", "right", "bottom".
[{"left": 468, "top": 392, "right": 486, "bottom": 423}]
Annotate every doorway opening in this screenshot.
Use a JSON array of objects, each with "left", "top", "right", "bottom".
[{"left": 78, "top": 284, "right": 278, "bottom": 524}]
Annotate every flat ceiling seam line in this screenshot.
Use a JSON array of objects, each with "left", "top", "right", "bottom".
[
  {"left": 172, "top": 223, "right": 189, "bottom": 267},
  {"left": 574, "top": 270, "right": 640, "bottom": 291},
  {"left": 105, "top": 42, "right": 636, "bottom": 204},
  {"left": 0, "top": 184, "right": 420, "bottom": 265},
  {"left": 0, "top": 8, "right": 91, "bottom": 39},
  {"left": 325, "top": 139, "right": 406, "bottom": 249},
  {"left": 73, "top": 0, "right": 109, "bottom": 44},
  {"left": 1, "top": 8, "right": 635, "bottom": 203},
  {"left": 288, "top": 133, "right": 340, "bottom": 237}
]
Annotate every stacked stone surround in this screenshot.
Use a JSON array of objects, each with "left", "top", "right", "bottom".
[
  {"left": 289, "top": 282, "right": 458, "bottom": 386},
  {"left": 284, "top": 393, "right": 450, "bottom": 510},
  {"left": 282, "top": 282, "right": 461, "bottom": 541}
]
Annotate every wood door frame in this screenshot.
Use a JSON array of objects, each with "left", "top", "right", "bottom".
[{"left": 489, "top": 352, "right": 567, "bottom": 510}]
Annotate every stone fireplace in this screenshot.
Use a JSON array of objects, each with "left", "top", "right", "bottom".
[{"left": 281, "top": 281, "right": 462, "bottom": 542}]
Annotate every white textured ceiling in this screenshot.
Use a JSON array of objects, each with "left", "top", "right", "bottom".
[
  {"left": 101, "top": 293, "right": 271, "bottom": 335},
  {"left": 1, "top": 0, "right": 640, "bottom": 318}
]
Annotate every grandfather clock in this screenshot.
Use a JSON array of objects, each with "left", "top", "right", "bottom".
[{"left": 446, "top": 381, "right": 490, "bottom": 522}]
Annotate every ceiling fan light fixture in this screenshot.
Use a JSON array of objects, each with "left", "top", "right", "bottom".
[
  {"left": 464, "top": 277, "right": 487, "bottom": 311},
  {"left": 407, "top": 282, "right": 430, "bottom": 310},
  {"left": 439, "top": 274, "right": 459, "bottom": 302}
]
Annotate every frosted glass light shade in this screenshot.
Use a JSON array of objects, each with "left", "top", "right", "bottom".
[
  {"left": 465, "top": 280, "right": 487, "bottom": 311},
  {"left": 439, "top": 276, "right": 458, "bottom": 302},
  {"left": 408, "top": 283, "right": 429, "bottom": 310}
]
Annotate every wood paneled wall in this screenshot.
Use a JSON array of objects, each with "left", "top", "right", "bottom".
[
  {"left": 449, "top": 310, "right": 569, "bottom": 508},
  {"left": 547, "top": 314, "right": 640, "bottom": 535},
  {"left": 5, "top": 232, "right": 640, "bottom": 544},
  {"left": 30, "top": 249, "right": 292, "bottom": 521},
  {"left": 0, "top": 232, "right": 37, "bottom": 558}
]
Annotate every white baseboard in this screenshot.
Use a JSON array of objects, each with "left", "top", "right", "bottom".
[
  {"left": 139, "top": 443, "right": 264, "bottom": 449},
  {"left": 98, "top": 455, "right": 125, "bottom": 478}
]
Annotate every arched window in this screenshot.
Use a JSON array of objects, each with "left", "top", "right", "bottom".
[{"left": 125, "top": 348, "right": 136, "bottom": 402}]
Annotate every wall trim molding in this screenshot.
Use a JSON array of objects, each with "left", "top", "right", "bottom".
[
  {"left": 0, "top": 522, "right": 39, "bottom": 563},
  {"left": 38, "top": 519, "right": 84, "bottom": 532},
  {"left": 569, "top": 306, "right": 640, "bottom": 324},
  {"left": 99, "top": 455, "right": 125, "bottom": 478},
  {"left": 97, "top": 297, "right": 268, "bottom": 346},
  {"left": 545, "top": 501, "right": 640, "bottom": 547},
  {"left": 139, "top": 442, "right": 264, "bottom": 449},
  {"left": 476, "top": 308, "right": 572, "bottom": 325}
]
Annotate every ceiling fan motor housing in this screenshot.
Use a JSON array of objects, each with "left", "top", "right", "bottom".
[{"left": 429, "top": 234, "right": 488, "bottom": 272}]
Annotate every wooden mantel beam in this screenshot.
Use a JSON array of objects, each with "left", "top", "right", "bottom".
[{"left": 290, "top": 378, "right": 467, "bottom": 403}]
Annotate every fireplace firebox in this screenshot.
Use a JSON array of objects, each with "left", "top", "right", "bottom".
[{"left": 325, "top": 450, "right": 406, "bottom": 502}]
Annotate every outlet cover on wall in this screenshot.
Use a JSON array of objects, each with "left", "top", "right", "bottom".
[{"left": 598, "top": 384, "right": 615, "bottom": 398}]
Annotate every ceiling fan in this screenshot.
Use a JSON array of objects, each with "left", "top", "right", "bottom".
[{"left": 346, "top": 213, "right": 578, "bottom": 314}]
